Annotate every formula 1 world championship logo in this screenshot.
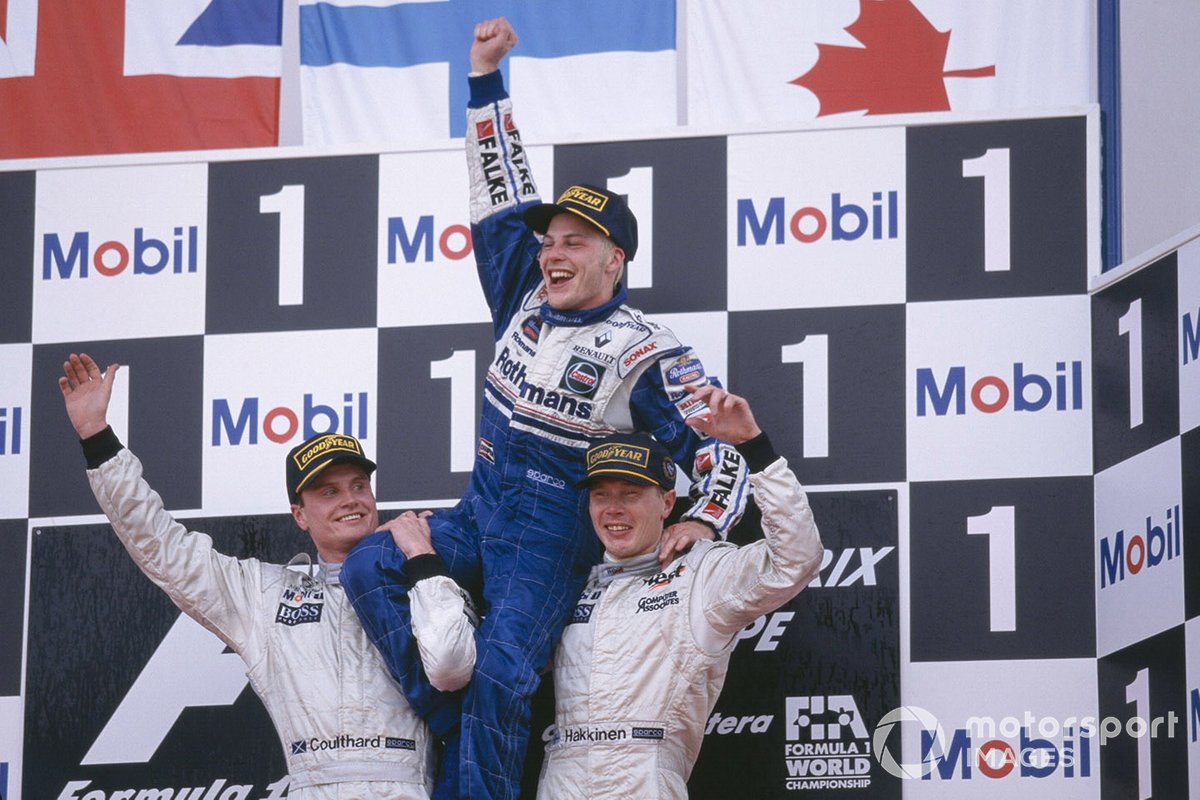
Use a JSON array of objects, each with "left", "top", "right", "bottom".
[{"left": 783, "top": 695, "right": 873, "bottom": 791}]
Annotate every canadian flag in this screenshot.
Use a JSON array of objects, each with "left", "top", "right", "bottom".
[{"left": 685, "top": 0, "right": 1095, "bottom": 128}]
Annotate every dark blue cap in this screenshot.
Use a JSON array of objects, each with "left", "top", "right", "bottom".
[
  {"left": 524, "top": 184, "right": 639, "bottom": 263},
  {"left": 578, "top": 432, "right": 676, "bottom": 490}
]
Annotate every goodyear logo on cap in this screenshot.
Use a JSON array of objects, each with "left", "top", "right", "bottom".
[
  {"left": 294, "top": 434, "right": 363, "bottom": 470},
  {"left": 558, "top": 185, "right": 608, "bottom": 211},
  {"left": 587, "top": 443, "right": 650, "bottom": 471}
]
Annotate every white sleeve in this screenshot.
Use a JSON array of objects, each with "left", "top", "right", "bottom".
[
  {"left": 690, "top": 457, "right": 824, "bottom": 652},
  {"left": 87, "top": 448, "right": 259, "bottom": 653},
  {"left": 410, "top": 576, "right": 478, "bottom": 692}
]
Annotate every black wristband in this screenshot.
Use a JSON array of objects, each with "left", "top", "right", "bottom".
[
  {"left": 405, "top": 552, "right": 450, "bottom": 587},
  {"left": 81, "top": 426, "right": 123, "bottom": 469},
  {"left": 736, "top": 432, "right": 778, "bottom": 473}
]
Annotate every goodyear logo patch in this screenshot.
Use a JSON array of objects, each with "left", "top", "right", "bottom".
[
  {"left": 293, "top": 434, "right": 364, "bottom": 471},
  {"left": 558, "top": 185, "right": 608, "bottom": 211},
  {"left": 587, "top": 443, "right": 651, "bottom": 472}
]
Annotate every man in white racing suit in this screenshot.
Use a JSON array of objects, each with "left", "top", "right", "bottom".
[
  {"left": 58, "top": 352, "right": 476, "bottom": 799},
  {"left": 538, "top": 384, "right": 824, "bottom": 798}
]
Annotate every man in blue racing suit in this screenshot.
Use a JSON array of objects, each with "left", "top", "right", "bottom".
[{"left": 342, "top": 17, "right": 751, "bottom": 800}]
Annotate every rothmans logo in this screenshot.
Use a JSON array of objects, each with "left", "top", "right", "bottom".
[
  {"left": 559, "top": 185, "right": 607, "bottom": 211},
  {"left": 293, "top": 434, "right": 363, "bottom": 470},
  {"left": 587, "top": 443, "right": 650, "bottom": 471}
]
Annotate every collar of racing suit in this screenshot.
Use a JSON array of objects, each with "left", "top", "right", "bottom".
[
  {"left": 592, "top": 550, "right": 663, "bottom": 589},
  {"left": 539, "top": 282, "right": 628, "bottom": 327},
  {"left": 283, "top": 552, "right": 341, "bottom": 588}
]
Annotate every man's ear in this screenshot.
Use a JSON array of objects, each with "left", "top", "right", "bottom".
[
  {"left": 606, "top": 246, "right": 625, "bottom": 276},
  {"left": 661, "top": 489, "right": 676, "bottom": 520},
  {"left": 291, "top": 503, "right": 308, "bottom": 531}
]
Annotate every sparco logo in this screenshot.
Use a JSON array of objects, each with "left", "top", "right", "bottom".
[
  {"left": 637, "top": 590, "right": 680, "bottom": 614},
  {"left": 527, "top": 469, "right": 566, "bottom": 489}
]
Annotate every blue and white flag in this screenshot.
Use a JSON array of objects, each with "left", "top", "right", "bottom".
[{"left": 299, "top": 0, "right": 677, "bottom": 145}]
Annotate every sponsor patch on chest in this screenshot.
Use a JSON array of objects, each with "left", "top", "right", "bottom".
[
  {"left": 559, "top": 356, "right": 606, "bottom": 398},
  {"left": 636, "top": 590, "right": 680, "bottom": 614},
  {"left": 276, "top": 585, "right": 324, "bottom": 626},
  {"left": 569, "top": 603, "right": 595, "bottom": 624}
]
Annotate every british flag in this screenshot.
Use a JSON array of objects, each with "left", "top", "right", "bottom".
[{"left": 0, "top": 0, "right": 280, "bottom": 159}]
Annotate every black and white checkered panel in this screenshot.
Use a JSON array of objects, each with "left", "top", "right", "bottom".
[
  {"left": 1091, "top": 234, "right": 1200, "bottom": 798},
  {"left": 0, "top": 110, "right": 1115, "bottom": 799}
]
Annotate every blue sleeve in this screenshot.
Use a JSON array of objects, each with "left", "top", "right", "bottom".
[{"left": 629, "top": 357, "right": 750, "bottom": 538}]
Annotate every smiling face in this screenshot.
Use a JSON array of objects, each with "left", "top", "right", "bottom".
[
  {"left": 290, "top": 463, "right": 380, "bottom": 563},
  {"left": 588, "top": 477, "right": 675, "bottom": 560},
  {"left": 538, "top": 212, "right": 624, "bottom": 311}
]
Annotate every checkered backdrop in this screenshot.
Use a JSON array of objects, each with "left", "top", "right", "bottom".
[{"left": 9, "top": 105, "right": 1183, "bottom": 799}]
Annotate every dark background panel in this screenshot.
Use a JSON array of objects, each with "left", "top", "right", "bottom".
[
  {"left": 1184, "top": 427, "right": 1200, "bottom": 620},
  {"left": 376, "top": 323, "right": 496, "bottom": 502},
  {"left": 906, "top": 116, "right": 1089, "bottom": 301},
  {"left": 1091, "top": 253, "right": 1180, "bottom": 472},
  {"left": 29, "top": 337, "right": 204, "bottom": 516},
  {"left": 1097, "top": 625, "right": 1187, "bottom": 800},
  {"left": 206, "top": 155, "right": 378, "bottom": 334},
  {"left": 688, "top": 489, "right": 901, "bottom": 798},
  {"left": 910, "top": 476, "right": 1095, "bottom": 661},
  {"left": 23, "top": 515, "right": 305, "bottom": 799},
  {"left": 552, "top": 136, "right": 726, "bottom": 314},
  {"left": 728, "top": 306, "right": 906, "bottom": 485},
  {"left": 0, "top": 171, "right": 35, "bottom": 343},
  {"left": 0, "top": 520, "right": 26, "bottom": 696}
]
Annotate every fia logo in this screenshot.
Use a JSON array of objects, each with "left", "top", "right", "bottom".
[{"left": 785, "top": 696, "right": 869, "bottom": 741}]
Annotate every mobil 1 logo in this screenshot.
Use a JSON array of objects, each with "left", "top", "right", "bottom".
[
  {"left": 1097, "top": 625, "right": 1186, "bottom": 800},
  {"left": 906, "top": 116, "right": 1090, "bottom": 302},
  {"left": 551, "top": 136, "right": 726, "bottom": 314},
  {"left": 1091, "top": 252, "right": 1180, "bottom": 473},
  {"left": 28, "top": 336, "right": 203, "bottom": 517},
  {"left": 375, "top": 323, "right": 496, "bottom": 502},
  {"left": 910, "top": 476, "right": 1094, "bottom": 662},
  {"left": 727, "top": 306, "right": 905, "bottom": 484},
  {"left": 206, "top": 156, "right": 379, "bottom": 334}
]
